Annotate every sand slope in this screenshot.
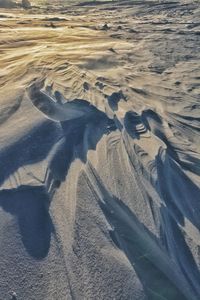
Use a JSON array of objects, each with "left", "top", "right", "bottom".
[{"left": 0, "top": 1, "right": 200, "bottom": 299}]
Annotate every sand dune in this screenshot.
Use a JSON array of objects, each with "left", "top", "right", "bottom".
[{"left": 0, "top": 0, "right": 200, "bottom": 299}]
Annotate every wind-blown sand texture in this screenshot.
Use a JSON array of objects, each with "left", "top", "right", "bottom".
[{"left": 0, "top": 0, "right": 200, "bottom": 299}]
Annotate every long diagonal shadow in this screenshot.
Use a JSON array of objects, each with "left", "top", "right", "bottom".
[
  {"left": 100, "top": 195, "right": 199, "bottom": 300},
  {"left": 84, "top": 164, "right": 197, "bottom": 300}
]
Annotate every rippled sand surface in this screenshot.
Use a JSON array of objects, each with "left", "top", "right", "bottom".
[{"left": 0, "top": 1, "right": 200, "bottom": 299}]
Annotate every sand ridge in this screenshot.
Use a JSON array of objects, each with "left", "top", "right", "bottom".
[{"left": 0, "top": 1, "right": 200, "bottom": 299}]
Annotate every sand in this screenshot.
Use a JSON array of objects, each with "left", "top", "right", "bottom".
[{"left": 0, "top": 0, "right": 200, "bottom": 299}]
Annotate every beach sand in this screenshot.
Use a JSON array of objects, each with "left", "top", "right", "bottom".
[{"left": 0, "top": 1, "right": 200, "bottom": 299}]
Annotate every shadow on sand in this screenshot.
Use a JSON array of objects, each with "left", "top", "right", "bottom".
[
  {"left": 0, "top": 185, "right": 53, "bottom": 259},
  {"left": 99, "top": 192, "right": 196, "bottom": 300},
  {"left": 85, "top": 162, "right": 198, "bottom": 300},
  {"left": 0, "top": 99, "right": 116, "bottom": 258}
]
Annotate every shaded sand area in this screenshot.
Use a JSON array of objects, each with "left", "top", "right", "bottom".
[{"left": 0, "top": 0, "right": 200, "bottom": 299}]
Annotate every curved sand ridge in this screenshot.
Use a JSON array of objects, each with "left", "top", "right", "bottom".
[{"left": 0, "top": 1, "right": 200, "bottom": 299}]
